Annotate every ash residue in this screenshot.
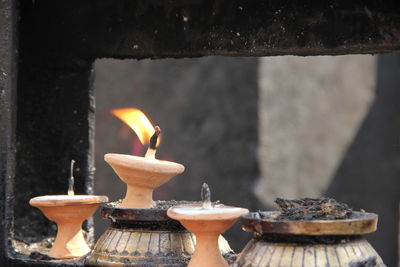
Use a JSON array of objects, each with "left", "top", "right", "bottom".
[
  {"left": 29, "top": 251, "right": 54, "bottom": 260},
  {"left": 153, "top": 200, "right": 200, "bottom": 209},
  {"left": 223, "top": 251, "right": 237, "bottom": 265},
  {"left": 112, "top": 219, "right": 186, "bottom": 231},
  {"left": 273, "top": 197, "right": 353, "bottom": 220},
  {"left": 107, "top": 199, "right": 123, "bottom": 207},
  {"left": 13, "top": 237, "right": 53, "bottom": 256},
  {"left": 108, "top": 200, "right": 200, "bottom": 210}
]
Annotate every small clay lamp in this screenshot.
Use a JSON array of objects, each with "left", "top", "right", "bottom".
[
  {"left": 29, "top": 160, "right": 108, "bottom": 259},
  {"left": 167, "top": 184, "right": 249, "bottom": 267},
  {"left": 106, "top": 108, "right": 184, "bottom": 209}
]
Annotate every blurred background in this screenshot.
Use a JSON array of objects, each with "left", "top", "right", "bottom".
[{"left": 93, "top": 54, "right": 400, "bottom": 266}]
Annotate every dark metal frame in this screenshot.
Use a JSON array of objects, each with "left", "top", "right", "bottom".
[{"left": 1, "top": 0, "right": 400, "bottom": 266}]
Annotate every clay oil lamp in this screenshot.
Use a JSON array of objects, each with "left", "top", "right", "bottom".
[
  {"left": 167, "top": 183, "right": 249, "bottom": 267},
  {"left": 233, "top": 198, "right": 385, "bottom": 267},
  {"left": 105, "top": 108, "right": 184, "bottom": 209},
  {"left": 86, "top": 108, "right": 234, "bottom": 266},
  {"left": 29, "top": 160, "right": 108, "bottom": 259}
]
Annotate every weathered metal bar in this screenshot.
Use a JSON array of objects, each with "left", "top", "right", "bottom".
[
  {"left": 0, "top": 0, "right": 18, "bottom": 264},
  {"left": 13, "top": 57, "right": 96, "bottom": 244},
  {"left": 21, "top": 0, "right": 400, "bottom": 59},
  {"left": 1, "top": 1, "right": 95, "bottom": 266}
]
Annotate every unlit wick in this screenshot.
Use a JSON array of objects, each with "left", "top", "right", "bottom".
[
  {"left": 145, "top": 126, "right": 161, "bottom": 159},
  {"left": 201, "top": 183, "right": 212, "bottom": 209},
  {"left": 68, "top": 160, "right": 75, "bottom": 196}
]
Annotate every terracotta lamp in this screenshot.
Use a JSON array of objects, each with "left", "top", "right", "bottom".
[
  {"left": 167, "top": 184, "right": 249, "bottom": 267},
  {"left": 29, "top": 161, "right": 108, "bottom": 259},
  {"left": 106, "top": 108, "right": 184, "bottom": 209}
]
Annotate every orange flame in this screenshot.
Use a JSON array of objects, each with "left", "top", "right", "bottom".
[{"left": 111, "top": 108, "right": 158, "bottom": 145}]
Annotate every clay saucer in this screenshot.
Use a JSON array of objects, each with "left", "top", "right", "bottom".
[
  {"left": 168, "top": 203, "right": 249, "bottom": 267},
  {"left": 30, "top": 195, "right": 108, "bottom": 259},
  {"left": 105, "top": 153, "right": 184, "bottom": 209}
]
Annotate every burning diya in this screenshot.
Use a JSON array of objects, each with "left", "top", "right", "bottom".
[
  {"left": 168, "top": 184, "right": 249, "bottom": 267},
  {"left": 105, "top": 108, "right": 184, "bottom": 209},
  {"left": 86, "top": 108, "right": 235, "bottom": 266},
  {"left": 233, "top": 198, "right": 386, "bottom": 267},
  {"left": 29, "top": 160, "right": 108, "bottom": 259}
]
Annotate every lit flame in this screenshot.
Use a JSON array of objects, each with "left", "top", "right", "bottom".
[{"left": 111, "top": 108, "right": 159, "bottom": 145}]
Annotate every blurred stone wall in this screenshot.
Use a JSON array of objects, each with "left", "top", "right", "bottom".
[
  {"left": 327, "top": 54, "right": 400, "bottom": 266},
  {"left": 94, "top": 54, "right": 399, "bottom": 266},
  {"left": 94, "top": 57, "right": 260, "bottom": 251},
  {"left": 257, "top": 55, "right": 376, "bottom": 204},
  {"left": 257, "top": 54, "right": 400, "bottom": 265}
]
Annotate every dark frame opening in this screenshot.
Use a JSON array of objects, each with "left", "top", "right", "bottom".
[{"left": 1, "top": 1, "right": 400, "bottom": 266}]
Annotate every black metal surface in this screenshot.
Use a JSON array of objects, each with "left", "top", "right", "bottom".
[
  {"left": 14, "top": 56, "right": 95, "bottom": 243},
  {"left": 0, "top": 0, "right": 18, "bottom": 265},
  {"left": 100, "top": 201, "right": 198, "bottom": 222},
  {"left": 110, "top": 220, "right": 186, "bottom": 231},
  {"left": 100, "top": 201, "right": 199, "bottom": 230},
  {"left": 0, "top": 1, "right": 95, "bottom": 266},
  {"left": 101, "top": 204, "right": 170, "bottom": 222},
  {"left": 18, "top": 1, "right": 400, "bottom": 60}
]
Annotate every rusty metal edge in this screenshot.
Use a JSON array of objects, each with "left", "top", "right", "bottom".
[{"left": 241, "top": 211, "right": 378, "bottom": 236}]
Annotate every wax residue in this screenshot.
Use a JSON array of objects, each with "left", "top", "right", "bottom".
[{"left": 172, "top": 206, "right": 243, "bottom": 215}]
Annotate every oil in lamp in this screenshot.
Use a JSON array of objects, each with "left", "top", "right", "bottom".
[{"left": 29, "top": 160, "right": 108, "bottom": 259}]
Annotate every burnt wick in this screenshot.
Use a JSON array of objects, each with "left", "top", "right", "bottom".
[
  {"left": 149, "top": 126, "right": 161, "bottom": 149},
  {"left": 68, "top": 160, "right": 75, "bottom": 196},
  {"left": 145, "top": 126, "right": 161, "bottom": 159},
  {"left": 201, "top": 183, "right": 212, "bottom": 209}
]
